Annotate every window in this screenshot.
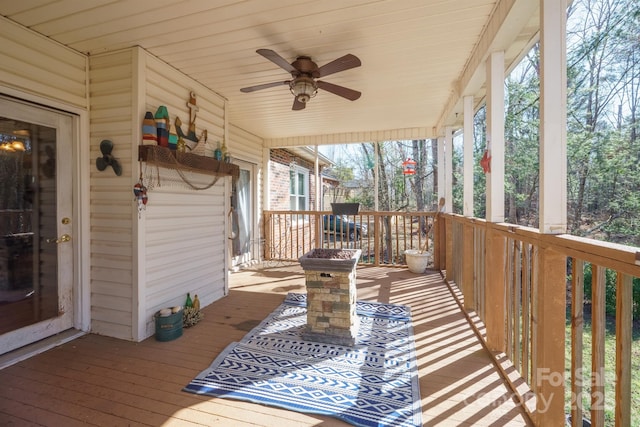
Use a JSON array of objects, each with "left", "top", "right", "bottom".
[{"left": 290, "top": 167, "right": 308, "bottom": 218}]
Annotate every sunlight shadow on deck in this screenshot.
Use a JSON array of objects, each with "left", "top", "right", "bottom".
[{"left": 226, "top": 264, "right": 532, "bottom": 426}]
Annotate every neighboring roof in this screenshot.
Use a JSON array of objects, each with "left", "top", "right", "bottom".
[{"left": 285, "top": 146, "right": 334, "bottom": 167}]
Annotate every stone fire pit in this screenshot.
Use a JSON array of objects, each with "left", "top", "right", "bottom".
[{"left": 299, "top": 248, "right": 362, "bottom": 346}]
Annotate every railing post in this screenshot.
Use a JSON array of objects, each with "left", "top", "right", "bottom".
[
  {"left": 484, "top": 224, "right": 506, "bottom": 352},
  {"left": 374, "top": 214, "right": 381, "bottom": 267},
  {"left": 445, "top": 216, "right": 453, "bottom": 281},
  {"left": 533, "top": 245, "right": 566, "bottom": 426},
  {"left": 264, "top": 211, "right": 272, "bottom": 260},
  {"left": 462, "top": 220, "right": 475, "bottom": 311},
  {"left": 434, "top": 214, "right": 446, "bottom": 270}
]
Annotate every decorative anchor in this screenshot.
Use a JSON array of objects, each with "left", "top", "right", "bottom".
[
  {"left": 175, "top": 91, "right": 206, "bottom": 152},
  {"left": 96, "top": 139, "right": 122, "bottom": 176}
]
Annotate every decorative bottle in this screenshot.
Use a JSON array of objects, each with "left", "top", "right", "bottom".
[
  {"left": 193, "top": 295, "right": 200, "bottom": 311},
  {"left": 185, "top": 293, "right": 193, "bottom": 308},
  {"left": 214, "top": 141, "right": 222, "bottom": 161},
  {"left": 221, "top": 140, "right": 228, "bottom": 159}
]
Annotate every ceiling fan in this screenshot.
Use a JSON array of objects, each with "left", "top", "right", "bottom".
[{"left": 240, "top": 49, "right": 362, "bottom": 110}]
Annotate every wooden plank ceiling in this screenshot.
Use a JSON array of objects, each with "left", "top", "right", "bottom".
[{"left": 0, "top": 0, "right": 539, "bottom": 145}]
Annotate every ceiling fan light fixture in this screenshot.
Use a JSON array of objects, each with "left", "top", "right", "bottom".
[{"left": 290, "top": 76, "right": 317, "bottom": 103}]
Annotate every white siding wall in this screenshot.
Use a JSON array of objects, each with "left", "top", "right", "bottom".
[
  {"left": 143, "top": 172, "right": 229, "bottom": 338},
  {"left": 2, "top": 27, "right": 252, "bottom": 342},
  {"left": 139, "top": 50, "right": 230, "bottom": 340},
  {"left": 229, "top": 124, "right": 263, "bottom": 165},
  {"left": 0, "top": 16, "right": 87, "bottom": 109},
  {"left": 89, "top": 49, "right": 137, "bottom": 339},
  {"left": 89, "top": 47, "right": 232, "bottom": 341}
]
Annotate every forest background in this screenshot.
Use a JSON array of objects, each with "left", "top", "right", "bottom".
[
  {"left": 321, "top": 0, "right": 640, "bottom": 319},
  {"left": 324, "top": 0, "right": 639, "bottom": 247}
]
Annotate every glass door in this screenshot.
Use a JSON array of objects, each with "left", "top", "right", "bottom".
[
  {"left": 0, "top": 97, "right": 74, "bottom": 354},
  {"left": 231, "top": 160, "right": 255, "bottom": 266}
]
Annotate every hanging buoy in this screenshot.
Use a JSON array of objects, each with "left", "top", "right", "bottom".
[
  {"left": 133, "top": 182, "right": 143, "bottom": 197},
  {"left": 402, "top": 158, "right": 417, "bottom": 175}
]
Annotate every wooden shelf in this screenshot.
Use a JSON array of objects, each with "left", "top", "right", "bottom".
[{"left": 138, "top": 145, "right": 239, "bottom": 180}]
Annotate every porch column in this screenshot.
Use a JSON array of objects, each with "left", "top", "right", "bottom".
[
  {"left": 539, "top": 0, "right": 567, "bottom": 234},
  {"left": 374, "top": 141, "right": 379, "bottom": 212},
  {"left": 463, "top": 95, "right": 474, "bottom": 217},
  {"left": 534, "top": 1, "right": 568, "bottom": 425},
  {"left": 314, "top": 145, "right": 320, "bottom": 210},
  {"left": 462, "top": 96, "right": 475, "bottom": 309},
  {"left": 485, "top": 50, "right": 505, "bottom": 223},
  {"left": 444, "top": 126, "right": 453, "bottom": 213},
  {"left": 437, "top": 136, "right": 445, "bottom": 208},
  {"left": 484, "top": 51, "right": 506, "bottom": 353},
  {"left": 444, "top": 127, "right": 454, "bottom": 281},
  {"left": 435, "top": 136, "right": 446, "bottom": 271}
]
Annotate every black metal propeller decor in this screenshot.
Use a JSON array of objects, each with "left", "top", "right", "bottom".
[
  {"left": 240, "top": 49, "right": 361, "bottom": 110},
  {"left": 96, "top": 139, "right": 122, "bottom": 176}
]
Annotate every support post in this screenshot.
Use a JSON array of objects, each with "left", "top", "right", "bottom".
[
  {"left": 539, "top": 0, "right": 567, "bottom": 234},
  {"left": 533, "top": 3, "right": 568, "bottom": 425},
  {"left": 463, "top": 96, "right": 474, "bottom": 217},
  {"left": 534, "top": 246, "right": 566, "bottom": 426},
  {"left": 485, "top": 51, "right": 505, "bottom": 223},
  {"left": 314, "top": 145, "right": 320, "bottom": 210},
  {"left": 484, "top": 225, "right": 506, "bottom": 352},
  {"left": 445, "top": 216, "right": 453, "bottom": 281},
  {"left": 444, "top": 126, "right": 453, "bottom": 213},
  {"left": 462, "top": 221, "right": 475, "bottom": 311},
  {"left": 437, "top": 136, "right": 445, "bottom": 207}
]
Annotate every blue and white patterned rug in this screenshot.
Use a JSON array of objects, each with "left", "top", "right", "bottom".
[{"left": 183, "top": 293, "right": 421, "bottom": 427}]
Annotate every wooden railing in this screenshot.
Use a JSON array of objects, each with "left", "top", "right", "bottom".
[
  {"left": 262, "top": 210, "right": 438, "bottom": 267},
  {"left": 444, "top": 213, "right": 639, "bottom": 427},
  {"left": 262, "top": 209, "right": 638, "bottom": 425}
]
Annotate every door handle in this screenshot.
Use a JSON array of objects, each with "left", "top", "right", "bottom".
[{"left": 46, "top": 234, "right": 71, "bottom": 244}]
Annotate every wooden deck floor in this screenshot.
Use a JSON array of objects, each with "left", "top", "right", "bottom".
[{"left": 0, "top": 265, "right": 532, "bottom": 426}]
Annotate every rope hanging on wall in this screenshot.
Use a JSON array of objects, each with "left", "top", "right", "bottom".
[{"left": 142, "top": 145, "right": 223, "bottom": 191}]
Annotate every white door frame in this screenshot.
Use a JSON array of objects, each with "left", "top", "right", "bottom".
[
  {"left": 232, "top": 159, "right": 258, "bottom": 266},
  {"left": 0, "top": 92, "right": 89, "bottom": 356}
]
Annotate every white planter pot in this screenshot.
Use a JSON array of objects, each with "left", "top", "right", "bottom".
[{"left": 404, "top": 249, "right": 431, "bottom": 274}]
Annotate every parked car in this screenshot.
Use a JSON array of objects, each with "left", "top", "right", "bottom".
[{"left": 323, "top": 215, "right": 368, "bottom": 240}]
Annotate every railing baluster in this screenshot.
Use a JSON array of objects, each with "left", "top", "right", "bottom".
[
  {"left": 514, "top": 240, "right": 522, "bottom": 372},
  {"left": 615, "top": 272, "right": 632, "bottom": 427},
  {"left": 506, "top": 237, "right": 514, "bottom": 361},
  {"left": 571, "top": 258, "right": 584, "bottom": 427},
  {"left": 591, "top": 265, "right": 606, "bottom": 427},
  {"left": 522, "top": 243, "right": 531, "bottom": 384}
]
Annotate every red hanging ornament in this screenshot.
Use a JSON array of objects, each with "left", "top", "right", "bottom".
[
  {"left": 402, "top": 158, "right": 417, "bottom": 175},
  {"left": 480, "top": 150, "right": 491, "bottom": 174}
]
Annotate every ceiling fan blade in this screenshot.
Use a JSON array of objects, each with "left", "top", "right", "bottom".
[
  {"left": 316, "top": 81, "right": 361, "bottom": 101},
  {"left": 316, "top": 54, "right": 361, "bottom": 78},
  {"left": 292, "top": 98, "right": 306, "bottom": 110},
  {"left": 257, "top": 49, "right": 297, "bottom": 73},
  {"left": 240, "top": 81, "right": 290, "bottom": 93}
]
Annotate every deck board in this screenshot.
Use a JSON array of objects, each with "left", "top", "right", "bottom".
[{"left": 0, "top": 264, "right": 532, "bottom": 426}]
